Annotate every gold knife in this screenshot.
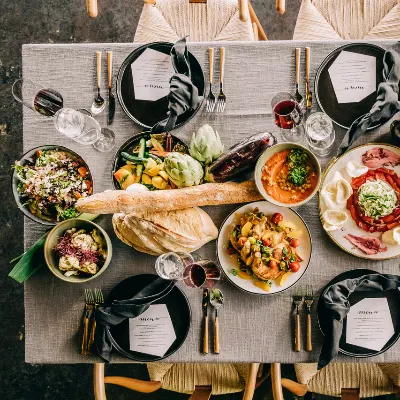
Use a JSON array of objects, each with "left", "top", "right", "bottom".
[
  {"left": 107, "top": 51, "right": 115, "bottom": 125},
  {"left": 202, "top": 288, "right": 209, "bottom": 354},
  {"left": 305, "top": 47, "right": 313, "bottom": 109}
]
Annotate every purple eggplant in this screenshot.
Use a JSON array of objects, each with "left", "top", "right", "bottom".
[{"left": 204, "top": 131, "right": 276, "bottom": 182}]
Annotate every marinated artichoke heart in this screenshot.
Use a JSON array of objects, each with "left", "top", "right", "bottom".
[
  {"left": 164, "top": 152, "right": 204, "bottom": 188},
  {"left": 190, "top": 124, "right": 224, "bottom": 165},
  {"left": 55, "top": 227, "right": 106, "bottom": 276}
]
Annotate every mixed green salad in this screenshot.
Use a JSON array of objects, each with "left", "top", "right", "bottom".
[{"left": 14, "top": 149, "right": 92, "bottom": 222}]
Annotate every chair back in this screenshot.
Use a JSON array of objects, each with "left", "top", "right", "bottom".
[{"left": 294, "top": 0, "right": 400, "bottom": 40}]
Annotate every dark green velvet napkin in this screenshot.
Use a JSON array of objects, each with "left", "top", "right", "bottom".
[
  {"left": 152, "top": 37, "right": 203, "bottom": 133},
  {"left": 337, "top": 42, "right": 400, "bottom": 156},
  {"left": 318, "top": 273, "right": 400, "bottom": 369}
]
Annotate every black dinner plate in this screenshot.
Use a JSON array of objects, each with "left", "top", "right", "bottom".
[
  {"left": 116, "top": 42, "right": 205, "bottom": 129},
  {"left": 106, "top": 274, "right": 191, "bottom": 362},
  {"left": 317, "top": 269, "right": 400, "bottom": 358},
  {"left": 112, "top": 132, "right": 188, "bottom": 190},
  {"left": 315, "top": 43, "right": 385, "bottom": 130}
]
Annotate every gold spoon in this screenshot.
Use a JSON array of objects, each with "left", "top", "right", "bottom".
[{"left": 210, "top": 288, "right": 224, "bottom": 354}]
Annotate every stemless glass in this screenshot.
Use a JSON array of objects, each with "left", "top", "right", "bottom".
[
  {"left": 271, "top": 92, "right": 304, "bottom": 143},
  {"left": 305, "top": 112, "right": 335, "bottom": 156},
  {"left": 12, "top": 78, "right": 63, "bottom": 117},
  {"left": 155, "top": 252, "right": 199, "bottom": 280},
  {"left": 182, "top": 260, "right": 222, "bottom": 289},
  {"left": 54, "top": 108, "right": 115, "bottom": 152}
]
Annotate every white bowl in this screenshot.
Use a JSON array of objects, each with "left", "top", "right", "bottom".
[
  {"left": 254, "top": 142, "right": 321, "bottom": 207},
  {"left": 217, "top": 201, "right": 312, "bottom": 295}
]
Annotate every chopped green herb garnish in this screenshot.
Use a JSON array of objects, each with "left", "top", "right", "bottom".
[{"left": 231, "top": 269, "right": 238, "bottom": 276}]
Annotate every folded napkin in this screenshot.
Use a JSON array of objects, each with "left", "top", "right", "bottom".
[
  {"left": 152, "top": 37, "right": 203, "bottom": 133},
  {"left": 337, "top": 42, "right": 400, "bottom": 156},
  {"left": 95, "top": 277, "right": 175, "bottom": 362},
  {"left": 318, "top": 273, "right": 400, "bottom": 369}
]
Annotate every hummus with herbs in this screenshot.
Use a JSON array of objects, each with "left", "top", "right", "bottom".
[{"left": 261, "top": 149, "right": 317, "bottom": 204}]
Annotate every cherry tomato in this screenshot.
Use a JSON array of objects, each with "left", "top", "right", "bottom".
[
  {"left": 269, "top": 260, "right": 278, "bottom": 269},
  {"left": 226, "top": 247, "right": 236, "bottom": 255},
  {"left": 262, "top": 238, "right": 271, "bottom": 246},
  {"left": 272, "top": 213, "right": 283, "bottom": 225},
  {"left": 289, "top": 262, "right": 301, "bottom": 272},
  {"left": 290, "top": 238, "right": 300, "bottom": 248}
]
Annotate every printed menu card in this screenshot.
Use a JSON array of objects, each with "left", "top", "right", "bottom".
[
  {"left": 328, "top": 51, "right": 376, "bottom": 104},
  {"left": 131, "top": 48, "right": 174, "bottom": 101},
  {"left": 129, "top": 304, "right": 176, "bottom": 356},
  {"left": 346, "top": 298, "right": 394, "bottom": 351}
]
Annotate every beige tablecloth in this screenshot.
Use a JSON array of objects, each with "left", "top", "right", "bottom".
[{"left": 23, "top": 40, "right": 400, "bottom": 364}]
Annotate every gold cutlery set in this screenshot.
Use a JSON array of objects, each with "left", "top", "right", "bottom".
[
  {"left": 292, "top": 285, "right": 314, "bottom": 352},
  {"left": 202, "top": 288, "right": 224, "bottom": 354},
  {"left": 206, "top": 47, "right": 226, "bottom": 113},
  {"left": 294, "top": 47, "right": 313, "bottom": 111},
  {"left": 81, "top": 288, "right": 104, "bottom": 355}
]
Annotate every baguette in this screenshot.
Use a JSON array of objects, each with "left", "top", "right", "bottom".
[{"left": 76, "top": 181, "right": 263, "bottom": 214}]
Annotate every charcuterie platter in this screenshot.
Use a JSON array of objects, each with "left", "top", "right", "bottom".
[{"left": 319, "top": 143, "right": 400, "bottom": 260}]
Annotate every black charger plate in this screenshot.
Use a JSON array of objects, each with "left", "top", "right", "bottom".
[
  {"left": 106, "top": 274, "right": 191, "bottom": 362},
  {"left": 315, "top": 43, "right": 385, "bottom": 130},
  {"left": 317, "top": 269, "right": 400, "bottom": 358},
  {"left": 117, "top": 42, "right": 205, "bottom": 129}
]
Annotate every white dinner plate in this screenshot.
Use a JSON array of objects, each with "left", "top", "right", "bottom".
[
  {"left": 319, "top": 143, "right": 400, "bottom": 260},
  {"left": 217, "top": 201, "right": 312, "bottom": 295}
]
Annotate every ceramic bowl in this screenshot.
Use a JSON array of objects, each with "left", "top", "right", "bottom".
[
  {"left": 12, "top": 145, "right": 93, "bottom": 226},
  {"left": 254, "top": 142, "right": 321, "bottom": 207},
  {"left": 44, "top": 218, "right": 112, "bottom": 283}
]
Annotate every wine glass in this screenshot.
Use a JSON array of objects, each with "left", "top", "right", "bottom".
[
  {"left": 12, "top": 78, "right": 63, "bottom": 117},
  {"left": 305, "top": 112, "right": 336, "bottom": 156},
  {"left": 271, "top": 92, "right": 304, "bottom": 143},
  {"left": 182, "top": 260, "right": 222, "bottom": 289},
  {"left": 54, "top": 108, "right": 115, "bottom": 152}
]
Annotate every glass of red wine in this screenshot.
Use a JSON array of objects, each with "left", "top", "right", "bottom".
[
  {"left": 12, "top": 78, "right": 63, "bottom": 117},
  {"left": 271, "top": 92, "right": 304, "bottom": 143},
  {"left": 183, "top": 260, "right": 222, "bottom": 289}
]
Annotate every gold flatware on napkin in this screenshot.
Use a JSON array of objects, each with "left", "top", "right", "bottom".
[
  {"left": 294, "top": 48, "right": 303, "bottom": 105},
  {"left": 216, "top": 47, "right": 226, "bottom": 112},
  {"left": 206, "top": 48, "right": 216, "bottom": 112},
  {"left": 202, "top": 288, "right": 209, "bottom": 354},
  {"left": 210, "top": 288, "right": 224, "bottom": 354},
  {"left": 305, "top": 47, "right": 312, "bottom": 109},
  {"left": 292, "top": 290, "right": 303, "bottom": 352},
  {"left": 81, "top": 289, "right": 95, "bottom": 356},
  {"left": 88, "top": 288, "right": 104, "bottom": 353},
  {"left": 305, "top": 284, "right": 314, "bottom": 352}
]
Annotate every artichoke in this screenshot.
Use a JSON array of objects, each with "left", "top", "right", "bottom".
[
  {"left": 164, "top": 152, "right": 204, "bottom": 188},
  {"left": 189, "top": 124, "right": 224, "bottom": 165}
]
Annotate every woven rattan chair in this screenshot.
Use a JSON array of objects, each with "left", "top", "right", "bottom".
[
  {"left": 94, "top": 362, "right": 263, "bottom": 399},
  {"left": 270, "top": 363, "right": 400, "bottom": 400},
  {"left": 293, "top": 0, "right": 400, "bottom": 40},
  {"left": 133, "top": 0, "right": 272, "bottom": 42}
]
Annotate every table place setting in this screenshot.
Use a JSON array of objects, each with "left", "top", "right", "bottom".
[{"left": 10, "top": 37, "right": 400, "bottom": 366}]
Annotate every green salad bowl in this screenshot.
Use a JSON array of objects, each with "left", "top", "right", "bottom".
[{"left": 44, "top": 218, "right": 112, "bottom": 283}]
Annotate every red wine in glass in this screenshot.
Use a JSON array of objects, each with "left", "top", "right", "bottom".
[
  {"left": 274, "top": 100, "right": 302, "bottom": 129},
  {"left": 33, "top": 88, "right": 63, "bottom": 117}
]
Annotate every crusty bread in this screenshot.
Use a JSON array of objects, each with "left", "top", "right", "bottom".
[{"left": 77, "top": 181, "right": 263, "bottom": 214}]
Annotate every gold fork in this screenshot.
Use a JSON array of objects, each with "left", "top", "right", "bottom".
[
  {"left": 304, "top": 284, "right": 314, "bottom": 352},
  {"left": 88, "top": 288, "right": 104, "bottom": 353},
  {"left": 81, "top": 289, "right": 95, "bottom": 356},
  {"left": 292, "top": 289, "right": 303, "bottom": 352},
  {"left": 216, "top": 47, "right": 226, "bottom": 112}
]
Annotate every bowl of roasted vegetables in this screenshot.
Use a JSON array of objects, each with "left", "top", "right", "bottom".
[
  {"left": 44, "top": 218, "right": 112, "bottom": 283},
  {"left": 112, "top": 132, "right": 189, "bottom": 191},
  {"left": 255, "top": 143, "right": 321, "bottom": 207},
  {"left": 217, "top": 201, "right": 311, "bottom": 295},
  {"left": 12, "top": 146, "right": 93, "bottom": 226}
]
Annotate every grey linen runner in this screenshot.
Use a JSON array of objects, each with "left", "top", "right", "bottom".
[{"left": 23, "top": 40, "right": 400, "bottom": 364}]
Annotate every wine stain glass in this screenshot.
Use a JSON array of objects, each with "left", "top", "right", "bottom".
[
  {"left": 12, "top": 78, "right": 63, "bottom": 117},
  {"left": 271, "top": 92, "right": 304, "bottom": 143},
  {"left": 182, "top": 260, "right": 223, "bottom": 289},
  {"left": 155, "top": 252, "right": 199, "bottom": 280},
  {"left": 305, "top": 112, "right": 335, "bottom": 156}
]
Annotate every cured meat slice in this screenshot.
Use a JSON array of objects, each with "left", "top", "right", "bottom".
[
  {"left": 362, "top": 148, "right": 400, "bottom": 168},
  {"left": 344, "top": 234, "right": 387, "bottom": 255}
]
